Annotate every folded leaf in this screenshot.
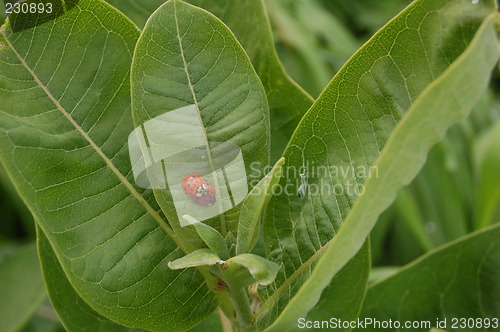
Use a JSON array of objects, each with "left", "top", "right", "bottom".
[
  {"left": 168, "top": 249, "right": 223, "bottom": 270},
  {"left": 259, "top": 0, "right": 500, "bottom": 330},
  {"left": 227, "top": 254, "right": 280, "bottom": 286},
  {"left": 187, "top": 216, "right": 230, "bottom": 260},
  {"left": 237, "top": 157, "right": 285, "bottom": 255}
]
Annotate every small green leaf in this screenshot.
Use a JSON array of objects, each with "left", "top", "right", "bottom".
[
  {"left": 186, "top": 215, "right": 230, "bottom": 260},
  {"left": 168, "top": 249, "right": 223, "bottom": 270},
  {"left": 0, "top": 242, "right": 46, "bottom": 332},
  {"left": 227, "top": 254, "right": 279, "bottom": 286},
  {"left": 237, "top": 157, "right": 285, "bottom": 255},
  {"left": 359, "top": 223, "right": 500, "bottom": 327}
]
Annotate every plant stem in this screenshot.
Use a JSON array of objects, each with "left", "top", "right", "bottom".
[
  {"left": 214, "top": 261, "right": 257, "bottom": 331},
  {"left": 227, "top": 282, "right": 256, "bottom": 332}
]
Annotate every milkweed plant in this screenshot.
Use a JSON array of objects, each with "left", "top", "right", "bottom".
[{"left": 0, "top": 0, "right": 499, "bottom": 331}]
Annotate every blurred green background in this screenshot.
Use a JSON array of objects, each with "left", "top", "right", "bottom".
[{"left": 1, "top": 0, "right": 499, "bottom": 331}]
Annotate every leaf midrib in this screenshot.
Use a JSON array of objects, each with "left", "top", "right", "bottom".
[
  {"left": 0, "top": 28, "right": 186, "bottom": 252},
  {"left": 173, "top": 0, "right": 227, "bottom": 234}
]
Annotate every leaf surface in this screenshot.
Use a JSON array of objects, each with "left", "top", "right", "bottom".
[
  {"left": 258, "top": 0, "right": 500, "bottom": 330},
  {"left": 0, "top": 1, "right": 217, "bottom": 330},
  {"left": 36, "top": 225, "right": 141, "bottom": 332}
]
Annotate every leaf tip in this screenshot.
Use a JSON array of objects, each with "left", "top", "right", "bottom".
[{"left": 183, "top": 214, "right": 199, "bottom": 225}]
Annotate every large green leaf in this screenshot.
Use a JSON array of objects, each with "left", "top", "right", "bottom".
[
  {"left": 258, "top": 0, "right": 500, "bottom": 330},
  {"left": 36, "top": 225, "right": 141, "bottom": 332},
  {"left": 0, "top": 242, "right": 46, "bottom": 332},
  {"left": 130, "top": 0, "right": 270, "bottom": 245},
  {"left": 0, "top": 0, "right": 217, "bottom": 330},
  {"left": 359, "top": 223, "right": 500, "bottom": 331}
]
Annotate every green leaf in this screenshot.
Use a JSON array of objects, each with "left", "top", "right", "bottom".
[
  {"left": 187, "top": 216, "right": 230, "bottom": 260},
  {"left": 258, "top": 1, "right": 500, "bottom": 330},
  {"left": 237, "top": 157, "right": 285, "bottom": 255},
  {"left": 227, "top": 254, "right": 279, "bottom": 286},
  {"left": 168, "top": 249, "right": 223, "bottom": 270},
  {"left": 473, "top": 121, "right": 500, "bottom": 229},
  {"left": 36, "top": 225, "right": 140, "bottom": 332},
  {"left": 0, "top": 242, "right": 46, "bottom": 332},
  {"left": 0, "top": 0, "right": 217, "bottom": 330},
  {"left": 359, "top": 223, "right": 500, "bottom": 328},
  {"left": 130, "top": 0, "right": 270, "bottom": 247}
]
